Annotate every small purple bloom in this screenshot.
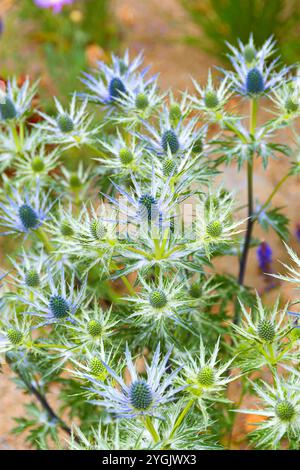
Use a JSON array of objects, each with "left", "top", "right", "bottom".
[
  {"left": 34, "top": 0, "right": 73, "bottom": 13},
  {"left": 295, "top": 223, "right": 300, "bottom": 243},
  {"left": 257, "top": 241, "right": 272, "bottom": 271}
]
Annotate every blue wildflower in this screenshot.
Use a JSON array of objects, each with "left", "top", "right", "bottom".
[
  {"left": 0, "top": 183, "right": 55, "bottom": 236},
  {"left": 21, "top": 266, "right": 87, "bottom": 328},
  {"left": 85, "top": 344, "right": 183, "bottom": 419},
  {"left": 257, "top": 241, "right": 273, "bottom": 271}
]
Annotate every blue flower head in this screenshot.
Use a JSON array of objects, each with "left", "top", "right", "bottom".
[
  {"left": 86, "top": 344, "right": 183, "bottom": 419},
  {"left": 22, "top": 266, "right": 87, "bottom": 328},
  {"left": 0, "top": 183, "right": 55, "bottom": 236},
  {"left": 225, "top": 35, "right": 289, "bottom": 97},
  {"left": 80, "top": 50, "right": 155, "bottom": 109}
]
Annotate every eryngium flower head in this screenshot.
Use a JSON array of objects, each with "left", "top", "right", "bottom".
[
  {"left": 0, "top": 183, "right": 55, "bottom": 236},
  {"left": 177, "top": 337, "right": 236, "bottom": 421},
  {"left": 126, "top": 274, "right": 191, "bottom": 341},
  {"left": 237, "top": 374, "right": 300, "bottom": 448},
  {"left": 232, "top": 294, "right": 289, "bottom": 346},
  {"left": 140, "top": 107, "right": 203, "bottom": 156},
  {"left": 21, "top": 266, "right": 87, "bottom": 328},
  {"left": 225, "top": 36, "right": 289, "bottom": 97},
  {"left": 191, "top": 70, "right": 232, "bottom": 118},
  {"left": 85, "top": 344, "right": 183, "bottom": 419},
  {"left": 80, "top": 50, "right": 155, "bottom": 110},
  {"left": 37, "top": 94, "right": 101, "bottom": 149},
  {"left": 0, "top": 77, "right": 37, "bottom": 122}
]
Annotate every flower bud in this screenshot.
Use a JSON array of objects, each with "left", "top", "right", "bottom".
[
  {"left": 149, "top": 289, "right": 168, "bottom": 308},
  {"left": 119, "top": 148, "right": 133, "bottom": 165}
]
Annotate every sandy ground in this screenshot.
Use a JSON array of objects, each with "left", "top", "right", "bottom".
[{"left": 1, "top": 0, "right": 300, "bottom": 449}]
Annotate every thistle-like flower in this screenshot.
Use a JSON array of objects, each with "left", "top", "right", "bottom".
[
  {"left": 234, "top": 295, "right": 289, "bottom": 345},
  {"left": 0, "top": 77, "right": 37, "bottom": 122},
  {"left": 191, "top": 71, "right": 232, "bottom": 120},
  {"left": 57, "top": 162, "right": 93, "bottom": 202},
  {"left": 114, "top": 79, "right": 163, "bottom": 126},
  {"left": 37, "top": 94, "right": 101, "bottom": 149},
  {"left": 225, "top": 36, "right": 289, "bottom": 97},
  {"left": 22, "top": 266, "right": 87, "bottom": 328},
  {"left": 97, "top": 131, "right": 146, "bottom": 177},
  {"left": 140, "top": 108, "right": 202, "bottom": 157},
  {"left": 13, "top": 144, "right": 60, "bottom": 185},
  {"left": 103, "top": 171, "right": 178, "bottom": 231},
  {"left": 237, "top": 374, "right": 300, "bottom": 448},
  {"left": 0, "top": 183, "right": 55, "bottom": 236},
  {"left": 270, "top": 79, "right": 300, "bottom": 122},
  {"left": 80, "top": 50, "right": 155, "bottom": 109},
  {"left": 0, "top": 128, "right": 42, "bottom": 172},
  {"left": 47, "top": 203, "right": 117, "bottom": 275},
  {"left": 64, "top": 302, "right": 118, "bottom": 351},
  {"left": 126, "top": 273, "right": 193, "bottom": 341},
  {"left": 0, "top": 309, "right": 31, "bottom": 354},
  {"left": 177, "top": 337, "right": 235, "bottom": 421},
  {"left": 193, "top": 192, "right": 243, "bottom": 256},
  {"left": 6, "top": 249, "right": 48, "bottom": 293},
  {"left": 85, "top": 344, "right": 183, "bottom": 419}
]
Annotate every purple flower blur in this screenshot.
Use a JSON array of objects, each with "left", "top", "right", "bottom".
[
  {"left": 295, "top": 223, "right": 300, "bottom": 243},
  {"left": 256, "top": 241, "right": 273, "bottom": 271},
  {"left": 34, "top": 0, "right": 73, "bottom": 13}
]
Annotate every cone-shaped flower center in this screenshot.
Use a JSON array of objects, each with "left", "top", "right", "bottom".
[
  {"left": 18, "top": 204, "right": 39, "bottom": 230},
  {"left": 25, "top": 269, "right": 40, "bottom": 287},
  {"left": 135, "top": 93, "right": 149, "bottom": 110},
  {"left": 204, "top": 91, "right": 219, "bottom": 109},
  {"left": 57, "top": 114, "right": 74, "bottom": 133},
  {"left": 49, "top": 294, "right": 70, "bottom": 319},
  {"left": 275, "top": 400, "right": 295, "bottom": 422},
  {"left": 31, "top": 157, "right": 45, "bottom": 173},
  {"left": 149, "top": 289, "right": 168, "bottom": 308},
  {"left": 109, "top": 77, "right": 126, "bottom": 100},
  {"left": 161, "top": 129, "right": 180, "bottom": 154},
  {"left": 87, "top": 320, "right": 102, "bottom": 337},
  {"left": 257, "top": 319, "right": 275, "bottom": 342},
  {"left": 0, "top": 97, "right": 17, "bottom": 120},
  {"left": 119, "top": 148, "right": 133, "bottom": 165},
  {"left": 90, "top": 357, "right": 107, "bottom": 380},
  {"left": 129, "top": 380, "right": 153, "bottom": 410},
  {"left": 246, "top": 68, "right": 264, "bottom": 94},
  {"left": 7, "top": 328, "right": 23, "bottom": 345},
  {"left": 206, "top": 220, "right": 222, "bottom": 237},
  {"left": 138, "top": 194, "right": 158, "bottom": 221},
  {"left": 198, "top": 366, "right": 215, "bottom": 387},
  {"left": 90, "top": 220, "right": 106, "bottom": 240},
  {"left": 163, "top": 158, "right": 176, "bottom": 176}
]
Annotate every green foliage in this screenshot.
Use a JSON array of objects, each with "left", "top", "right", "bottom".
[{"left": 182, "top": 0, "right": 300, "bottom": 64}]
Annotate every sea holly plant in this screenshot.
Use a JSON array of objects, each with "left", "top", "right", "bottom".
[{"left": 0, "top": 39, "right": 300, "bottom": 451}]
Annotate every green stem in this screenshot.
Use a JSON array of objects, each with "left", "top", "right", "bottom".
[
  {"left": 35, "top": 227, "right": 54, "bottom": 253},
  {"left": 169, "top": 399, "right": 194, "bottom": 439},
  {"left": 143, "top": 415, "right": 160, "bottom": 443},
  {"left": 235, "top": 98, "right": 257, "bottom": 324},
  {"left": 254, "top": 172, "right": 290, "bottom": 220}
]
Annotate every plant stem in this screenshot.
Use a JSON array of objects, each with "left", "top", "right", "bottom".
[
  {"left": 235, "top": 98, "right": 257, "bottom": 323},
  {"left": 6, "top": 355, "right": 72, "bottom": 437},
  {"left": 169, "top": 399, "right": 194, "bottom": 439},
  {"left": 142, "top": 415, "right": 160, "bottom": 443},
  {"left": 254, "top": 172, "right": 290, "bottom": 220},
  {"left": 36, "top": 227, "right": 54, "bottom": 254}
]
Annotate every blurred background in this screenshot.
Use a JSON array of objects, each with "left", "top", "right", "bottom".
[{"left": 1, "top": 0, "right": 300, "bottom": 449}]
